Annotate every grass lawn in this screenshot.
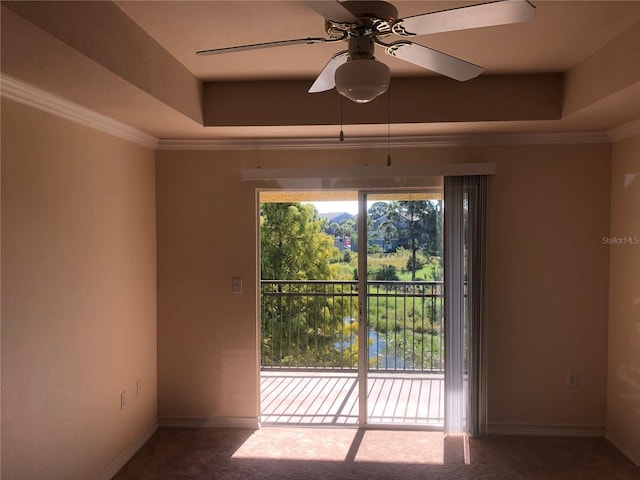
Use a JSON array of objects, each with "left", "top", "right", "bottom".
[{"left": 331, "top": 249, "right": 443, "bottom": 281}]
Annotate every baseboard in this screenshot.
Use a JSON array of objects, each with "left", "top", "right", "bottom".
[
  {"left": 487, "top": 423, "right": 605, "bottom": 437},
  {"left": 159, "top": 416, "right": 260, "bottom": 430},
  {"left": 605, "top": 432, "right": 640, "bottom": 467},
  {"left": 94, "top": 420, "right": 159, "bottom": 480}
]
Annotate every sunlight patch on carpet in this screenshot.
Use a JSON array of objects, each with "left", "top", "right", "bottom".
[{"left": 231, "top": 428, "right": 452, "bottom": 465}]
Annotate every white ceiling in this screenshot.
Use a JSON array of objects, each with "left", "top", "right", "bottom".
[
  {"left": 2, "top": 1, "right": 640, "bottom": 141},
  {"left": 116, "top": 1, "right": 639, "bottom": 81}
]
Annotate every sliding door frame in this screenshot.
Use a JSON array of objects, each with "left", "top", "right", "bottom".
[
  {"left": 357, "top": 191, "right": 368, "bottom": 426},
  {"left": 356, "top": 188, "right": 445, "bottom": 430}
]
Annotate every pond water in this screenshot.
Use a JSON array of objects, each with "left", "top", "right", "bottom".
[{"left": 341, "top": 318, "right": 408, "bottom": 369}]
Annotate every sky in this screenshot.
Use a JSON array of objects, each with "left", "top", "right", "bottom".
[{"left": 308, "top": 201, "right": 359, "bottom": 215}]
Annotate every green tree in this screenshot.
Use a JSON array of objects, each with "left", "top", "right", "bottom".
[
  {"left": 368, "top": 201, "right": 389, "bottom": 221},
  {"left": 422, "top": 200, "right": 443, "bottom": 258},
  {"left": 260, "top": 202, "right": 338, "bottom": 280},
  {"left": 260, "top": 203, "right": 355, "bottom": 368},
  {"left": 387, "top": 201, "right": 435, "bottom": 280},
  {"left": 335, "top": 216, "right": 357, "bottom": 251},
  {"left": 377, "top": 219, "right": 398, "bottom": 253}
]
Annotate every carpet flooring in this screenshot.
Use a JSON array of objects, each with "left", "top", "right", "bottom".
[{"left": 113, "top": 427, "right": 640, "bottom": 479}]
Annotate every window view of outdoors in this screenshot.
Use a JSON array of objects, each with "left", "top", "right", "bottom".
[{"left": 260, "top": 195, "right": 444, "bottom": 374}]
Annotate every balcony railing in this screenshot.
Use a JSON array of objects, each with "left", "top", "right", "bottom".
[{"left": 260, "top": 280, "right": 444, "bottom": 373}]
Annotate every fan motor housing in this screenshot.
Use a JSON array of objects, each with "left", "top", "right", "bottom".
[
  {"left": 342, "top": 1, "right": 398, "bottom": 22},
  {"left": 347, "top": 36, "right": 375, "bottom": 59},
  {"left": 325, "top": 1, "right": 399, "bottom": 39}
]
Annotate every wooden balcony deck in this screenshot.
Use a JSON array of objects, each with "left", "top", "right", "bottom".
[{"left": 260, "top": 371, "right": 444, "bottom": 428}]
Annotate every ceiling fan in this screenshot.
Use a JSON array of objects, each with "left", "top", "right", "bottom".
[{"left": 196, "top": 0, "right": 535, "bottom": 103}]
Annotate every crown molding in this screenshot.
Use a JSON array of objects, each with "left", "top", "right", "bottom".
[
  {"left": 608, "top": 119, "right": 640, "bottom": 142},
  {"left": 2, "top": 75, "right": 618, "bottom": 150},
  {"left": 157, "top": 131, "right": 610, "bottom": 151},
  {"left": 1, "top": 74, "right": 158, "bottom": 149}
]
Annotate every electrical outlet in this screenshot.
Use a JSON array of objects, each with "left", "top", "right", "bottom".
[
  {"left": 121, "top": 391, "right": 127, "bottom": 409},
  {"left": 137, "top": 379, "right": 143, "bottom": 397},
  {"left": 566, "top": 372, "right": 578, "bottom": 388}
]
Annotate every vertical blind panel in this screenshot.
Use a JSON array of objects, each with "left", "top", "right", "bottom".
[
  {"left": 465, "top": 176, "right": 488, "bottom": 436},
  {"left": 444, "top": 175, "right": 487, "bottom": 436},
  {"left": 444, "top": 176, "right": 466, "bottom": 434}
]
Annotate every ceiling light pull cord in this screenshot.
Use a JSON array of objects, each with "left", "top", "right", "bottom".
[
  {"left": 339, "top": 95, "right": 345, "bottom": 142},
  {"left": 387, "top": 86, "right": 392, "bottom": 167}
]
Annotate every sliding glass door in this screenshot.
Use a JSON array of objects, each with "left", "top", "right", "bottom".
[{"left": 258, "top": 182, "right": 485, "bottom": 432}]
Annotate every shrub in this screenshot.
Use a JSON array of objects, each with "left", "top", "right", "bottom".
[
  {"left": 368, "top": 244, "right": 383, "bottom": 255},
  {"left": 370, "top": 264, "right": 399, "bottom": 281},
  {"left": 406, "top": 255, "right": 426, "bottom": 273}
]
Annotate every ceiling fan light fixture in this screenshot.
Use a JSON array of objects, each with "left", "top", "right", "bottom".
[{"left": 335, "top": 58, "right": 390, "bottom": 104}]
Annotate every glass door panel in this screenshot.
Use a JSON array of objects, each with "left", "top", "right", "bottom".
[{"left": 360, "top": 191, "right": 445, "bottom": 428}]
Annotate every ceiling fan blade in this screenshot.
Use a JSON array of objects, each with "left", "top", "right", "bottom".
[
  {"left": 196, "top": 37, "right": 327, "bottom": 56},
  {"left": 393, "top": 0, "right": 535, "bottom": 36},
  {"left": 309, "top": 51, "right": 349, "bottom": 93},
  {"left": 386, "top": 41, "right": 483, "bottom": 81},
  {"left": 303, "top": 0, "right": 358, "bottom": 23}
]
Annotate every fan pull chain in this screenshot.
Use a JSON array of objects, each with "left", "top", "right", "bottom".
[
  {"left": 339, "top": 95, "right": 345, "bottom": 142},
  {"left": 386, "top": 86, "right": 392, "bottom": 167}
]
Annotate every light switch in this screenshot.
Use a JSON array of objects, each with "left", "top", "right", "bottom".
[{"left": 232, "top": 277, "right": 243, "bottom": 293}]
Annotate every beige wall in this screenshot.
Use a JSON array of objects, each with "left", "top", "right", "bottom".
[
  {"left": 1, "top": 99, "right": 157, "bottom": 479},
  {"left": 486, "top": 144, "right": 611, "bottom": 429},
  {"left": 156, "top": 143, "right": 611, "bottom": 430},
  {"left": 1, "top": 95, "right": 618, "bottom": 474},
  {"left": 606, "top": 134, "right": 640, "bottom": 465},
  {"left": 156, "top": 152, "right": 259, "bottom": 422}
]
